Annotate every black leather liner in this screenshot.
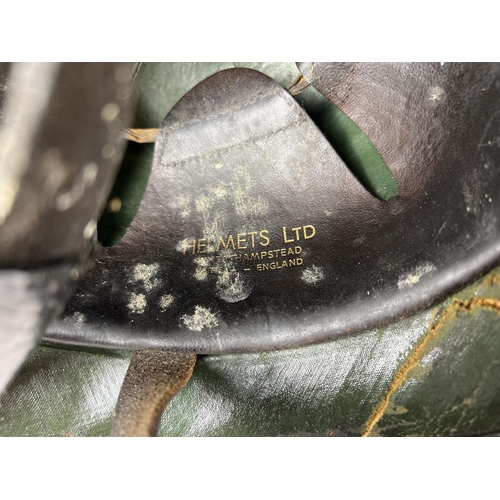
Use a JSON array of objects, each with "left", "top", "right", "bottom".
[{"left": 45, "top": 64, "right": 500, "bottom": 353}]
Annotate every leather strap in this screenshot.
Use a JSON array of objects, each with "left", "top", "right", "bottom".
[{"left": 111, "top": 350, "right": 197, "bottom": 437}]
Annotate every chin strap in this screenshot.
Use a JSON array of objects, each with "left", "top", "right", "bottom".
[{"left": 111, "top": 350, "right": 197, "bottom": 437}]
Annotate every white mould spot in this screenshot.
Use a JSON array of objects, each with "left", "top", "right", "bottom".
[
  {"left": 176, "top": 237, "right": 196, "bottom": 253},
  {"left": 101, "top": 102, "right": 120, "bottom": 123},
  {"left": 194, "top": 257, "right": 211, "bottom": 267},
  {"left": 195, "top": 194, "right": 214, "bottom": 214},
  {"left": 216, "top": 270, "right": 251, "bottom": 303},
  {"left": 202, "top": 215, "right": 225, "bottom": 250},
  {"left": 209, "top": 182, "right": 228, "bottom": 200},
  {"left": 82, "top": 162, "right": 98, "bottom": 186},
  {"left": 128, "top": 293, "right": 147, "bottom": 314},
  {"left": 427, "top": 86, "right": 445, "bottom": 104},
  {"left": 233, "top": 187, "right": 269, "bottom": 217},
  {"left": 170, "top": 193, "right": 191, "bottom": 218},
  {"left": 301, "top": 265, "right": 325, "bottom": 285},
  {"left": 195, "top": 267, "right": 208, "bottom": 281},
  {"left": 83, "top": 219, "right": 97, "bottom": 239},
  {"left": 132, "top": 263, "right": 160, "bottom": 292},
  {"left": 73, "top": 313, "right": 86, "bottom": 329},
  {"left": 181, "top": 306, "right": 219, "bottom": 331},
  {"left": 54, "top": 162, "right": 99, "bottom": 212},
  {"left": 159, "top": 294, "right": 174, "bottom": 311},
  {"left": 56, "top": 193, "right": 74, "bottom": 212},
  {"left": 398, "top": 263, "right": 436, "bottom": 290},
  {"left": 231, "top": 165, "right": 269, "bottom": 217},
  {"left": 194, "top": 256, "right": 212, "bottom": 281}
]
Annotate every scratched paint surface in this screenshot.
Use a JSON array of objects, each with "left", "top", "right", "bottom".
[
  {"left": 0, "top": 347, "right": 129, "bottom": 437},
  {"left": 156, "top": 311, "right": 430, "bottom": 436},
  {"left": 363, "top": 272, "right": 500, "bottom": 437},
  {"left": 2, "top": 268, "right": 500, "bottom": 436}
]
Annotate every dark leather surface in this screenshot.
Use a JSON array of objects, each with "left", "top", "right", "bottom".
[
  {"left": 0, "top": 63, "right": 133, "bottom": 266},
  {"left": 0, "top": 63, "right": 134, "bottom": 392},
  {"left": 46, "top": 64, "right": 500, "bottom": 354},
  {"left": 0, "top": 264, "right": 75, "bottom": 392},
  {"left": 297, "top": 62, "right": 500, "bottom": 197}
]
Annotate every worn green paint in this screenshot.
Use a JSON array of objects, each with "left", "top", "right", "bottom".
[
  {"left": 371, "top": 274, "right": 500, "bottom": 437},
  {"left": 0, "top": 346, "right": 130, "bottom": 437}
]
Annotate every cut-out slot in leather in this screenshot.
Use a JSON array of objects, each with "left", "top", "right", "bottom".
[
  {"left": 293, "top": 85, "right": 399, "bottom": 201},
  {"left": 97, "top": 141, "right": 154, "bottom": 247}
]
